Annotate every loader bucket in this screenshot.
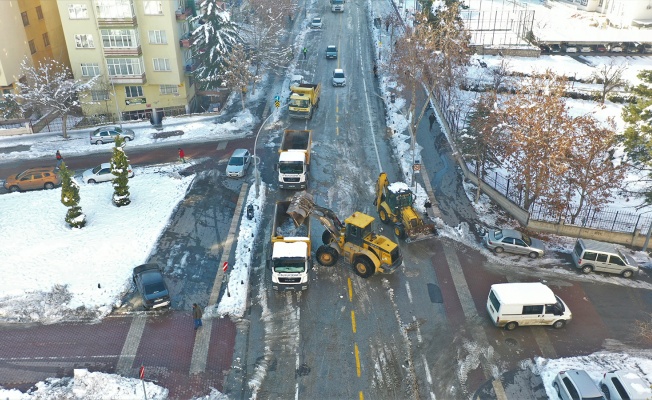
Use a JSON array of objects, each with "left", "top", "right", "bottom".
[
  {"left": 287, "top": 191, "right": 315, "bottom": 226},
  {"left": 405, "top": 223, "right": 438, "bottom": 243}
]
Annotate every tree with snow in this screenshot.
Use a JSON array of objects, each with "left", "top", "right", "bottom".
[
  {"left": 591, "top": 59, "right": 628, "bottom": 104},
  {"left": 59, "top": 162, "right": 86, "bottom": 229},
  {"left": 111, "top": 136, "right": 131, "bottom": 207},
  {"left": 0, "top": 94, "right": 22, "bottom": 120},
  {"left": 221, "top": 43, "right": 254, "bottom": 110},
  {"left": 621, "top": 69, "right": 652, "bottom": 206},
  {"left": 14, "top": 58, "right": 97, "bottom": 139},
  {"left": 190, "top": 0, "right": 241, "bottom": 90}
]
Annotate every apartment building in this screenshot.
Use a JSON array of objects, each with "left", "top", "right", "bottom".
[
  {"left": 0, "top": 0, "right": 69, "bottom": 96},
  {"left": 557, "top": 0, "right": 652, "bottom": 28},
  {"left": 56, "top": 0, "right": 199, "bottom": 121}
]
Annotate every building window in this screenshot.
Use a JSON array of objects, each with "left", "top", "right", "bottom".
[
  {"left": 36, "top": 6, "right": 43, "bottom": 20},
  {"left": 143, "top": 1, "right": 163, "bottom": 15},
  {"left": 43, "top": 33, "right": 50, "bottom": 47},
  {"left": 68, "top": 4, "right": 88, "bottom": 19},
  {"left": 160, "top": 85, "right": 178, "bottom": 94},
  {"left": 75, "top": 34, "right": 95, "bottom": 48},
  {"left": 91, "top": 90, "right": 110, "bottom": 101},
  {"left": 21, "top": 11, "right": 29, "bottom": 26},
  {"left": 28, "top": 40, "right": 37, "bottom": 54},
  {"left": 96, "top": 0, "right": 133, "bottom": 19},
  {"left": 148, "top": 30, "right": 167, "bottom": 44},
  {"left": 153, "top": 58, "right": 171, "bottom": 71},
  {"left": 81, "top": 63, "right": 100, "bottom": 77},
  {"left": 107, "top": 58, "right": 143, "bottom": 76},
  {"left": 125, "top": 86, "right": 144, "bottom": 98},
  {"left": 100, "top": 29, "right": 137, "bottom": 48}
]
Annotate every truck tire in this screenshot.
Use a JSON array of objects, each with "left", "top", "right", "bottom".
[
  {"left": 394, "top": 224, "right": 406, "bottom": 239},
  {"left": 322, "top": 230, "right": 335, "bottom": 245},
  {"left": 353, "top": 257, "right": 375, "bottom": 278},
  {"left": 378, "top": 209, "right": 389, "bottom": 224},
  {"left": 316, "top": 245, "right": 338, "bottom": 266}
]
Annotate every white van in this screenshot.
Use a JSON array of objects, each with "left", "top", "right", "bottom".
[{"left": 486, "top": 282, "right": 572, "bottom": 330}]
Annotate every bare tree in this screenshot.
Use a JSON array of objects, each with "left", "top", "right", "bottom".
[
  {"left": 493, "top": 71, "right": 574, "bottom": 211},
  {"left": 565, "top": 115, "right": 628, "bottom": 223},
  {"left": 490, "top": 58, "right": 513, "bottom": 93},
  {"left": 15, "top": 58, "right": 96, "bottom": 139},
  {"left": 221, "top": 43, "right": 254, "bottom": 110},
  {"left": 591, "top": 59, "right": 628, "bottom": 104}
]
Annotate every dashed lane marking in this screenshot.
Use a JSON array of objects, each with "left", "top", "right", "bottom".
[
  {"left": 189, "top": 183, "right": 249, "bottom": 375},
  {"left": 351, "top": 310, "right": 357, "bottom": 333}
]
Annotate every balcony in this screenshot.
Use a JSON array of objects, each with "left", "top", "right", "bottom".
[
  {"left": 180, "top": 33, "right": 192, "bottom": 48},
  {"left": 103, "top": 45, "right": 142, "bottom": 56},
  {"left": 184, "top": 62, "right": 198, "bottom": 75},
  {"left": 175, "top": 8, "right": 192, "bottom": 20},
  {"left": 109, "top": 73, "right": 147, "bottom": 84},
  {"left": 97, "top": 16, "right": 137, "bottom": 27}
]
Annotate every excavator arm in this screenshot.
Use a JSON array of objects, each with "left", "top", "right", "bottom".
[
  {"left": 287, "top": 192, "right": 343, "bottom": 240},
  {"left": 374, "top": 172, "right": 389, "bottom": 207}
]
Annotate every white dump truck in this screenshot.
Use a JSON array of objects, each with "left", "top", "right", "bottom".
[
  {"left": 277, "top": 129, "right": 312, "bottom": 190},
  {"left": 269, "top": 200, "right": 312, "bottom": 291}
]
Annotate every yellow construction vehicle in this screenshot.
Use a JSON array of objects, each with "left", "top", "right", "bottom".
[
  {"left": 287, "top": 192, "right": 403, "bottom": 278},
  {"left": 374, "top": 172, "right": 437, "bottom": 242}
]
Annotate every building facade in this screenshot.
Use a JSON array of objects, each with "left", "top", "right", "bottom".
[
  {"left": 558, "top": 0, "right": 652, "bottom": 28},
  {"left": 56, "top": 0, "right": 199, "bottom": 121}
]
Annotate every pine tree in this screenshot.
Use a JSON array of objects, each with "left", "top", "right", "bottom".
[
  {"left": 59, "top": 162, "right": 86, "bottom": 228},
  {"left": 111, "top": 135, "right": 131, "bottom": 207},
  {"left": 190, "top": 0, "right": 241, "bottom": 90}
]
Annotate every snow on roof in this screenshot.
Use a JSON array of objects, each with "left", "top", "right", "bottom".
[
  {"left": 272, "top": 241, "right": 308, "bottom": 259},
  {"left": 279, "top": 151, "right": 306, "bottom": 162},
  {"left": 490, "top": 282, "right": 557, "bottom": 305},
  {"left": 388, "top": 181, "right": 410, "bottom": 193}
]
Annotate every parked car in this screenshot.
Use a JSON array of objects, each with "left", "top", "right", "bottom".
[
  {"left": 563, "top": 44, "right": 579, "bottom": 53},
  {"left": 601, "top": 370, "right": 652, "bottom": 400},
  {"left": 571, "top": 238, "right": 638, "bottom": 278},
  {"left": 553, "top": 370, "right": 605, "bottom": 400},
  {"left": 595, "top": 44, "right": 607, "bottom": 52},
  {"left": 623, "top": 42, "right": 642, "bottom": 53},
  {"left": 3, "top": 167, "right": 61, "bottom": 192},
  {"left": 550, "top": 43, "right": 562, "bottom": 53},
  {"left": 642, "top": 43, "right": 652, "bottom": 54},
  {"left": 226, "top": 148, "right": 252, "bottom": 178},
  {"left": 82, "top": 162, "right": 134, "bottom": 184},
  {"left": 132, "top": 263, "right": 171, "bottom": 310},
  {"left": 483, "top": 228, "right": 545, "bottom": 258},
  {"left": 539, "top": 44, "right": 551, "bottom": 54},
  {"left": 89, "top": 126, "right": 135, "bottom": 145},
  {"left": 332, "top": 68, "right": 346, "bottom": 87},
  {"left": 580, "top": 45, "right": 594, "bottom": 53},
  {"left": 310, "top": 16, "right": 322, "bottom": 29},
  {"left": 326, "top": 45, "right": 338, "bottom": 59},
  {"left": 609, "top": 43, "right": 624, "bottom": 52}
]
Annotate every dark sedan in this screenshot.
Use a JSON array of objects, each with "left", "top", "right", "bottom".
[{"left": 132, "top": 263, "right": 171, "bottom": 310}]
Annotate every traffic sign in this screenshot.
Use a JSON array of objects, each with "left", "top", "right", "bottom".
[
  {"left": 274, "top": 95, "right": 280, "bottom": 102},
  {"left": 139, "top": 365, "right": 145, "bottom": 380},
  {"left": 412, "top": 164, "right": 421, "bottom": 171},
  {"left": 275, "top": 100, "right": 281, "bottom": 108},
  {"left": 222, "top": 261, "right": 228, "bottom": 272}
]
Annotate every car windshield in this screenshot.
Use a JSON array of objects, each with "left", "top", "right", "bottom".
[
  {"left": 92, "top": 165, "right": 103, "bottom": 174},
  {"left": 334, "top": 72, "right": 345, "bottom": 78},
  {"left": 273, "top": 260, "right": 305, "bottom": 273},
  {"left": 279, "top": 161, "right": 304, "bottom": 174},
  {"left": 493, "top": 230, "right": 504, "bottom": 240},
  {"left": 313, "top": 18, "right": 320, "bottom": 23},
  {"left": 554, "top": 296, "right": 565, "bottom": 312},
  {"left": 229, "top": 156, "right": 244, "bottom": 166},
  {"left": 144, "top": 281, "right": 166, "bottom": 295},
  {"left": 328, "top": 46, "right": 336, "bottom": 51},
  {"left": 520, "top": 233, "right": 532, "bottom": 246}
]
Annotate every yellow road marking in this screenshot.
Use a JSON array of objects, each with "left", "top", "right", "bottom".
[
  {"left": 354, "top": 343, "right": 361, "bottom": 377},
  {"left": 348, "top": 277, "right": 353, "bottom": 301},
  {"left": 359, "top": 391, "right": 364, "bottom": 400},
  {"left": 351, "top": 310, "right": 357, "bottom": 333}
]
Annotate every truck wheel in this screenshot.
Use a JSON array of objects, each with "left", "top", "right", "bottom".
[
  {"left": 505, "top": 321, "right": 518, "bottom": 331},
  {"left": 316, "top": 245, "right": 338, "bottom": 266},
  {"left": 394, "top": 224, "right": 406, "bottom": 239},
  {"left": 353, "top": 257, "right": 375, "bottom": 278},
  {"left": 322, "top": 230, "right": 335, "bottom": 245},
  {"left": 378, "top": 209, "right": 389, "bottom": 224}
]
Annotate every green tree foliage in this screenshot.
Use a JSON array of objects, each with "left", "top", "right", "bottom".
[
  {"left": 59, "top": 162, "right": 86, "bottom": 229},
  {"left": 111, "top": 135, "right": 131, "bottom": 207},
  {"left": 621, "top": 70, "right": 652, "bottom": 205},
  {"left": 190, "top": 0, "right": 241, "bottom": 90},
  {"left": 0, "top": 94, "right": 22, "bottom": 120}
]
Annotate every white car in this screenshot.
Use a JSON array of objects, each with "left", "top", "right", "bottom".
[
  {"left": 82, "top": 163, "right": 134, "bottom": 184},
  {"left": 332, "top": 68, "right": 346, "bottom": 87},
  {"left": 226, "top": 148, "right": 252, "bottom": 178},
  {"left": 310, "top": 16, "right": 322, "bottom": 29}
]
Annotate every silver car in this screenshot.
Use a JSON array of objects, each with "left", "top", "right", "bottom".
[
  {"left": 82, "top": 162, "right": 134, "bottom": 184},
  {"left": 89, "top": 126, "right": 135, "bottom": 145},
  {"left": 226, "top": 148, "right": 251, "bottom": 178},
  {"left": 553, "top": 370, "right": 604, "bottom": 400},
  {"left": 332, "top": 68, "right": 346, "bottom": 87},
  {"left": 310, "top": 16, "right": 322, "bottom": 29},
  {"left": 483, "top": 228, "right": 545, "bottom": 258}
]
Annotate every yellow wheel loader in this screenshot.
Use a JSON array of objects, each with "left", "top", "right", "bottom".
[
  {"left": 374, "top": 172, "right": 437, "bottom": 243},
  {"left": 287, "top": 192, "right": 403, "bottom": 278}
]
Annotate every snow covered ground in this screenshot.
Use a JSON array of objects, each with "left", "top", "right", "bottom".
[{"left": 0, "top": 0, "right": 651, "bottom": 397}]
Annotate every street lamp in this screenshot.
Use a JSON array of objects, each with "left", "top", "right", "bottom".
[{"left": 254, "top": 108, "right": 278, "bottom": 197}]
